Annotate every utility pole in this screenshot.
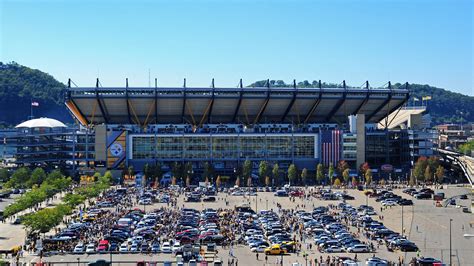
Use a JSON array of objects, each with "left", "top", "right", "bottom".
[{"left": 449, "top": 218, "right": 453, "bottom": 266}]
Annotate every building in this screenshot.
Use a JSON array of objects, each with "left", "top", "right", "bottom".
[
  {"left": 2, "top": 118, "right": 95, "bottom": 172},
  {"left": 62, "top": 80, "right": 409, "bottom": 178},
  {"left": 435, "top": 124, "right": 471, "bottom": 149}
]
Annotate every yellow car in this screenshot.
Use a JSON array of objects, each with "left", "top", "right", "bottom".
[{"left": 264, "top": 244, "right": 286, "bottom": 255}]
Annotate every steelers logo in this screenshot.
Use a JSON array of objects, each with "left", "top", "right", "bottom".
[{"left": 110, "top": 143, "right": 123, "bottom": 157}]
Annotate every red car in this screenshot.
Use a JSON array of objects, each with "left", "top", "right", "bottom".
[{"left": 289, "top": 190, "right": 304, "bottom": 197}]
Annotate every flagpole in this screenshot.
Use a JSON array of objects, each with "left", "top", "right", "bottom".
[{"left": 30, "top": 98, "right": 33, "bottom": 119}]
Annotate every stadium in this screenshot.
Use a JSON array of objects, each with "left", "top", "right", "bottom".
[{"left": 62, "top": 79, "right": 410, "bottom": 179}]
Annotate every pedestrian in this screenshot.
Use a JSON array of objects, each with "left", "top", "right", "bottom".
[
  {"left": 256, "top": 252, "right": 259, "bottom": 260},
  {"left": 265, "top": 255, "right": 268, "bottom": 264}
]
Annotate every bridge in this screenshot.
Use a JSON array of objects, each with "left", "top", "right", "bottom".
[{"left": 436, "top": 148, "right": 474, "bottom": 186}]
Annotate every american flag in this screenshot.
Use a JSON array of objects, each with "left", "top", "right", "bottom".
[{"left": 321, "top": 129, "right": 341, "bottom": 167}]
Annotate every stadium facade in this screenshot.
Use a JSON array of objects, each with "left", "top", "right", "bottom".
[{"left": 58, "top": 79, "right": 415, "bottom": 178}]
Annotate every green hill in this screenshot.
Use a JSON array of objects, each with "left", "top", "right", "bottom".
[
  {"left": 0, "top": 62, "right": 71, "bottom": 127},
  {"left": 0, "top": 63, "right": 471, "bottom": 127},
  {"left": 249, "top": 80, "right": 474, "bottom": 125}
]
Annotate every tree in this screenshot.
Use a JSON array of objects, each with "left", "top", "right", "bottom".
[
  {"left": 5, "top": 167, "right": 30, "bottom": 188},
  {"left": 246, "top": 176, "right": 252, "bottom": 187},
  {"left": 171, "top": 162, "right": 182, "bottom": 181},
  {"left": 152, "top": 163, "right": 163, "bottom": 187},
  {"left": 333, "top": 178, "right": 341, "bottom": 187},
  {"left": 301, "top": 168, "right": 309, "bottom": 185},
  {"left": 258, "top": 161, "right": 269, "bottom": 185},
  {"left": 186, "top": 175, "right": 191, "bottom": 187},
  {"left": 205, "top": 176, "right": 209, "bottom": 186},
  {"left": 243, "top": 160, "right": 252, "bottom": 181},
  {"left": 235, "top": 177, "right": 241, "bottom": 187},
  {"left": 365, "top": 169, "right": 373, "bottom": 186},
  {"left": 27, "top": 168, "right": 46, "bottom": 188},
  {"left": 203, "top": 162, "right": 214, "bottom": 182},
  {"left": 352, "top": 176, "right": 358, "bottom": 187},
  {"left": 359, "top": 162, "right": 370, "bottom": 176},
  {"left": 265, "top": 176, "right": 271, "bottom": 187},
  {"left": 171, "top": 176, "right": 177, "bottom": 186},
  {"left": 143, "top": 164, "right": 152, "bottom": 187},
  {"left": 288, "top": 164, "right": 297, "bottom": 185},
  {"left": 128, "top": 165, "right": 134, "bottom": 179},
  {"left": 0, "top": 168, "right": 9, "bottom": 182},
  {"left": 316, "top": 163, "right": 324, "bottom": 185},
  {"left": 413, "top": 156, "right": 428, "bottom": 181},
  {"left": 328, "top": 164, "right": 335, "bottom": 186},
  {"left": 342, "top": 169, "right": 350, "bottom": 185},
  {"left": 435, "top": 165, "right": 445, "bottom": 184},
  {"left": 424, "top": 165, "right": 433, "bottom": 183},
  {"left": 379, "top": 179, "right": 386, "bottom": 186},
  {"left": 215, "top": 175, "right": 222, "bottom": 189},
  {"left": 272, "top": 164, "right": 279, "bottom": 186},
  {"left": 337, "top": 160, "right": 350, "bottom": 177}
]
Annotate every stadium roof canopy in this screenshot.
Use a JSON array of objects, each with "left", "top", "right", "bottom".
[
  {"left": 16, "top": 118, "right": 67, "bottom": 128},
  {"left": 65, "top": 85, "right": 409, "bottom": 126}
]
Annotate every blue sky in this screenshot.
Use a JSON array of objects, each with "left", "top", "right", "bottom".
[{"left": 1, "top": 0, "right": 472, "bottom": 95}]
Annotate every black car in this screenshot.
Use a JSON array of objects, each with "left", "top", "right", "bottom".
[
  {"left": 414, "top": 193, "right": 431, "bottom": 199},
  {"left": 416, "top": 257, "right": 442, "bottom": 265},
  {"left": 203, "top": 196, "right": 216, "bottom": 202},
  {"left": 341, "top": 194, "right": 355, "bottom": 200},
  {"left": 398, "top": 199, "right": 413, "bottom": 205},
  {"left": 398, "top": 243, "right": 418, "bottom": 252}
]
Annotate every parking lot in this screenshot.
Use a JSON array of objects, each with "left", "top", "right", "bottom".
[{"left": 1, "top": 185, "right": 471, "bottom": 265}]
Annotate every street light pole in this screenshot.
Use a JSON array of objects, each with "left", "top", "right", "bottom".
[
  {"left": 401, "top": 205, "right": 404, "bottom": 236},
  {"left": 449, "top": 218, "right": 453, "bottom": 266}
]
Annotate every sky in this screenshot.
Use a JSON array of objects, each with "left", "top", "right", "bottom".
[{"left": 0, "top": 0, "right": 473, "bottom": 95}]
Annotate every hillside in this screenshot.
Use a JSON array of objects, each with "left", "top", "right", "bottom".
[
  {"left": 0, "top": 63, "right": 471, "bottom": 127},
  {"left": 249, "top": 80, "right": 474, "bottom": 125},
  {"left": 0, "top": 62, "right": 71, "bottom": 127}
]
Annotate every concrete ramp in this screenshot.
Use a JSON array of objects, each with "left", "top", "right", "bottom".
[{"left": 377, "top": 106, "right": 426, "bottom": 129}]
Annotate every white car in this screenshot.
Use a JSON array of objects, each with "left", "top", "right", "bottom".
[
  {"left": 325, "top": 245, "right": 343, "bottom": 253},
  {"left": 130, "top": 243, "right": 139, "bottom": 252},
  {"left": 172, "top": 242, "right": 182, "bottom": 253},
  {"left": 161, "top": 242, "right": 172, "bottom": 253},
  {"left": 73, "top": 243, "right": 85, "bottom": 254},
  {"left": 250, "top": 245, "right": 266, "bottom": 253},
  {"left": 85, "top": 243, "right": 96, "bottom": 254},
  {"left": 381, "top": 200, "right": 397, "bottom": 206},
  {"left": 119, "top": 243, "right": 128, "bottom": 253},
  {"left": 347, "top": 244, "right": 370, "bottom": 253}
]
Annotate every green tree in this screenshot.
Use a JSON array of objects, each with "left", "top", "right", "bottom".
[
  {"left": 328, "top": 164, "right": 335, "bottom": 186},
  {"left": 288, "top": 164, "right": 297, "bottom": 185},
  {"left": 258, "top": 161, "right": 269, "bottom": 185},
  {"left": 0, "top": 168, "right": 9, "bottom": 182},
  {"left": 143, "top": 163, "right": 152, "bottom": 186},
  {"left": 246, "top": 176, "right": 252, "bottom": 187},
  {"left": 5, "top": 167, "right": 30, "bottom": 188},
  {"left": 301, "top": 168, "right": 309, "bottom": 185},
  {"left": 333, "top": 178, "right": 341, "bottom": 187},
  {"left": 27, "top": 168, "right": 46, "bottom": 188},
  {"left": 243, "top": 160, "right": 252, "bottom": 181},
  {"left": 272, "top": 164, "right": 279, "bottom": 186},
  {"left": 215, "top": 176, "right": 221, "bottom": 188},
  {"left": 435, "top": 165, "right": 445, "bottom": 184},
  {"left": 342, "top": 168, "right": 350, "bottom": 185},
  {"left": 413, "top": 156, "right": 428, "bottom": 181},
  {"left": 316, "top": 163, "right": 324, "bottom": 185}
]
